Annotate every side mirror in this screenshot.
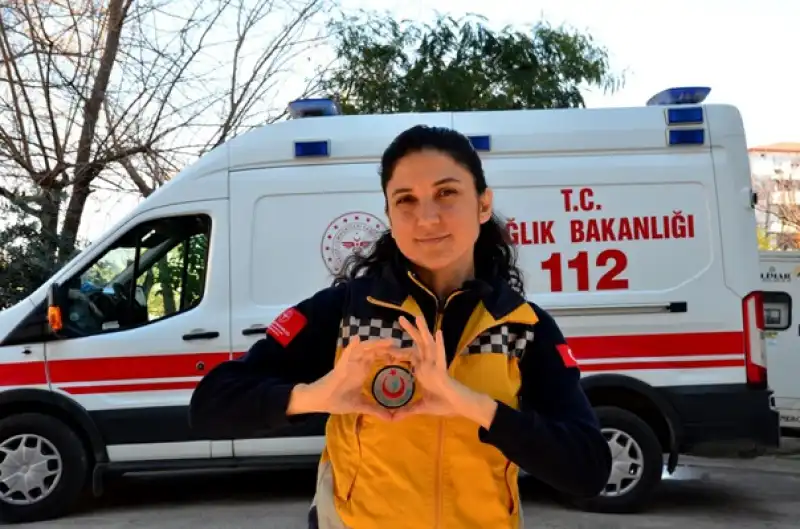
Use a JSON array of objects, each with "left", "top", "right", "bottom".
[{"left": 47, "top": 282, "right": 64, "bottom": 333}]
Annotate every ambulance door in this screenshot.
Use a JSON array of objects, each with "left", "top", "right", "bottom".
[
  {"left": 228, "top": 163, "right": 387, "bottom": 459},
  {"left": 763, "top": 285, "right": 800, "bottom": 431},
  {"left": 43, "top": 200, "right": 232, "bottom": 462}
]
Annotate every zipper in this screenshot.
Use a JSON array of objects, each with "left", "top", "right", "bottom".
[
  {"left": 431, "top": 291, "right": 460, "bottom": 529},
  {"left": 406, "top": 271, "right": 461, "bottom": 331},
  {"left": 405, "top": 272, "right": 464, "bottom": 529},
  {"left": 367, "top": 275, "right": 535, "bottom": 527},
  {"left": 370, "top": 272, "right": 463, "bottom": 528}
]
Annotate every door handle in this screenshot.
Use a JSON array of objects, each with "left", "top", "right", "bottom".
[
  {"left": 182, "top": 330, "right": 220, "bottom": 341},
  {"left": 242, "top": 326, "right": 268, "bottom": 336}
]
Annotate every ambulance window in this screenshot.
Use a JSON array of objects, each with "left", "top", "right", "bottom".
[
  {"left": 763, "top": 291, "right": 792, "bottom": 331},
  {"left": 59, "top": 214, "right": 211, "bottom": 337}
]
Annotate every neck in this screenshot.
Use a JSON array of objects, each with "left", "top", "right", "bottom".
[{"left": 414, "top": 258, "right": 475, "bottom": 300}]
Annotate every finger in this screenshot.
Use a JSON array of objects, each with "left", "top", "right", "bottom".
[
  {"left": 350, "top": 338, "right": 396, "bottom": 363},
  {"left": 358, "top": 338, "right": 396, "bottom": 351},
  {"left": 384, "top": 346, "right": 416, "bottom": 363},
  {"left": 413, "top": 313, "right": 435, "bottom": 346},
  {"left": 434, "top": 330, "right": 447, "bottom": 367},
  {"left": 400, "top": 317, "right": 432, "bottom": 362},
  {"left": 414, "top": 315, "right": 437, "bottom": 362},
  {"left": 339, "top": 335, "right": 361, "bottom": 362},
  {"left": 414, "top": 311, "right": 429, "bottom": 333},
  {"left": 398, "top": 316, "right": 423, "bottom": 345}
]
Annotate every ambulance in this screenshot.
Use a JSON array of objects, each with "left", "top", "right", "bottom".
[
  {"left": 0, "top": 86, "right": 780, "bottom": 523},
  {"left": 758, "top": 250, "right": 800, "bottom": 433}
]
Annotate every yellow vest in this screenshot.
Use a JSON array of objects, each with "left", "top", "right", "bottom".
[{"left": 317, "top": 277, "right": 539, "bottom": 529}]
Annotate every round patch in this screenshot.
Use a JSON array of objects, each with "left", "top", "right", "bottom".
[
  {"left": 372, "top": 365, "right": 415, "bottom": 409},
  {"left": 321, "top": 212, "right": 388, "bottom": 275}
]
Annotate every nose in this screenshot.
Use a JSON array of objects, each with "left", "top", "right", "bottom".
[{"left": 416, "top": 199, "right": 440, "bottom": 226}]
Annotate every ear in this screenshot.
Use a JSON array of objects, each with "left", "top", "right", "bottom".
[{"left": 478, "top": 188, "right": 493, "bottom": 224}]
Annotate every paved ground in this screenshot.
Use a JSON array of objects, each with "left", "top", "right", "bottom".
[{"left": 19, "top": 453, "right": 800, "bottom": 529}]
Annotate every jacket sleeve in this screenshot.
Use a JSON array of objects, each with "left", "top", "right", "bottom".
[
  {"left": 477, "top": 303, "right": 612, "bottom": 498},
  {"left": 188, "top": 282, "right": 347, "bottom": 436}
]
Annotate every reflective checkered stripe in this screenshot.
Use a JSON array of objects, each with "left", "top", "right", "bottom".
[
  {"left": 337, "top": 316, "right": 414, "bottom": 350},
  {"left": 465, "top": 325, "right": 534, "bottom": 359},
  {"left": 337, "top": 316, "right": 534, "bottom": 360}
]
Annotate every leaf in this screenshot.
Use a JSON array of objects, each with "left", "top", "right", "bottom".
[{"left": 321, "top": 11, "right": 625, "bottom": 114}]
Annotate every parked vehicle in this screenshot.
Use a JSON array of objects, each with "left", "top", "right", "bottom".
[{"left": 0, "top": 86, "right": 779, "bottom": 522}]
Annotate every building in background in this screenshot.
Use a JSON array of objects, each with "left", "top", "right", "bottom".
[{"left": 750, "top": 143, "right": 800, "bottom": 250}]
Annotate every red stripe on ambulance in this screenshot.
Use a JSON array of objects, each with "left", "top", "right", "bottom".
[
  {"left": 580, "top": 358, "right": 744, "bottom": 372},
  {"left": 567, "top": 330, "right": 744, "bottom": 360},
  {"left": 0, "top": 361, "right": 48, "bottom": 386},
  {"left": 63, "top": 381, "right": 199, "bottom": 395},
  {"left": 0, "top": 330, "right": 746, "bottom": 393},
  {"left": 47, "top": 352, "right": 230, "bottom": 383}
]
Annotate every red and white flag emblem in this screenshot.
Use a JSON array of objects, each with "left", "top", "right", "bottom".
[
  {"left": 556, "top": 343, "right": 578, "bottom": 368},
  {"left": 267, "top": 307, "right": 307, "bottom": 347}
]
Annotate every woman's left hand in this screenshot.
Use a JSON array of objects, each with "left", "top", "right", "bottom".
[{"left": 391, "top": 314, "right": 497, "bottom": 427}]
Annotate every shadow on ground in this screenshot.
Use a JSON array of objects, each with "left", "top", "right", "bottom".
[
  {"left": 73, "top": 468, "right": 317, "bottom": 514},
  {"left": 67, "top": 464, "right": 788, "bottom": 523}
]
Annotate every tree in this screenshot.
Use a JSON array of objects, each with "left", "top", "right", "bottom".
[
  {"left": 321, "top": 11, "right": 624, "bottom": 114},
  {"left": 751, "top": 149, "right": 800, "bottom": 250},
  {"left": 757, "top": 226, "right": 772, "bottom": 251},
  {"left": 0, "top": 0, "right": 331, "bottom": 307},
  {"left": 0, "top": 200, "right": 57, "bottom": 309}
]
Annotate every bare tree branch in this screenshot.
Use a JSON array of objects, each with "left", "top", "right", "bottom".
[{"left": 0, "top": 0, "right": 333, "bottom": 277}]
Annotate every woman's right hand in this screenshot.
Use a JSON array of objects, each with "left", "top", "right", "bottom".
[{"left": 287, "top": 336, "right": 398, "bottom": 420}]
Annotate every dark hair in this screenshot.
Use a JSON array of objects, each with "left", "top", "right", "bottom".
[{"left": 334, "top": 125, "right": 524, "bottom": 294}]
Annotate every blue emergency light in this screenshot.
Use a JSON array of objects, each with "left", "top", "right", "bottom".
[
  {"left": 468, "top": 135, "right": 491, "bottom": 152},
  {"left": 648, "top": 86, "right": 710, "bottom": 147},
  {"left": 288, "top": 98, "right": 341, "bottom": 118},
  {"left": 646, "top": 86, "right": 711, "bottom": 106},
  {"left": 668, "top": 129, "right": 704, "bottom": 146},
  {"left": 294, "top": 140, "right": 330, "bottom": 157}
]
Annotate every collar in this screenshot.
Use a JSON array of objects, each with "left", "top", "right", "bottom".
[{"left": 367, "top": 255, "right": 530, "bottom": 320}]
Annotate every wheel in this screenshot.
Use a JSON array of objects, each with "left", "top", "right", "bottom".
[
  {"left": 0, "top": 413, "right": 89, "bottom": 524},
  {"left": 569, "top": 406, "right": 664, "bottom": 514}
]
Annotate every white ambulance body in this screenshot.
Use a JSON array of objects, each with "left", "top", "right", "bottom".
[
  {"left": 758, "top": 250, "right": 800, "bottom": 432},
  {"left": 0, "top": 87, "right": 779, "bottom": 523}
]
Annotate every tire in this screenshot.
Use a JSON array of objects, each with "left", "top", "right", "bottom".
[
  {"left": 0, "top": 413, "right": 89, "bottom": 524},
  {"left": 569, "top": 406, "right": 664, "bottom": 514}
]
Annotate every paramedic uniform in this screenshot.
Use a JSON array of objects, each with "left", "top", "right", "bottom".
[{"left": 190, "top": 258, "right": 611, "bottom": 529}]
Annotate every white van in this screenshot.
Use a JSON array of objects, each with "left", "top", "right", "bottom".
[
  {"left": 758, "top": 250, "right": 800, "bottom": 433},
  {"left": 0, "top": 87, "right": 779, "bottom": 523}
]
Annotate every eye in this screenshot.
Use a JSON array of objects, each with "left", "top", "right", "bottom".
[
  {"left": 438, "top": 187, "right": 458, "bottom": 198},
  {"left": 395, "top": 195, "right": 415, "bottom": 205}
]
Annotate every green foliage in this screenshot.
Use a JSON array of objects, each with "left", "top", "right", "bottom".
[
  {"left": 757, "top": 227, "right": 772, "bottom": 251},
  {"left": 136, "top": 233, "right": 208, "bottom": 319},
  {"left": 0, "top": 201, "right": 79, "bottom": 309},
  {"left": 322, "top": 11, "right": 625, "bottom": 114}
]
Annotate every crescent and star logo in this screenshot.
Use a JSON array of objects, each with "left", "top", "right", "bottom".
[{"left": 372, "top": 365, "right": 415, "bottom": 409}]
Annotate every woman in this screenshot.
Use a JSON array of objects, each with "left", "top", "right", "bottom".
[{"left": 189, "top": 125, "right": 612, "bottom": 529}]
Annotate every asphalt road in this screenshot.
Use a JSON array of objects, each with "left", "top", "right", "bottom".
[{"left": 19, "top": 462, "right": 800, "bottom": 529}]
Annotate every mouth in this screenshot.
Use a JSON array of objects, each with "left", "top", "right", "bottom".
[{"left": 415, "top": 235, "right": 451, "bottom": 244}]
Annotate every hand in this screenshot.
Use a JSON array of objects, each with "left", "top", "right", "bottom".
[
  {"left": 389, "top": 314, "right": 466, "bottom": 420},
  {"left": 289, "top": 336, "right": 398, "bottom": 421},
  {"left": 392, "top": 314, "right": 499, "bottom": 428}
]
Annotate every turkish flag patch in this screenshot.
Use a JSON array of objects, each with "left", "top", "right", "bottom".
[
  {"left": 556, "top": 343, "right": 578, "bottom": 368},
  {"left": 267, "top": 307, "right": 308, "bottom": 347}
]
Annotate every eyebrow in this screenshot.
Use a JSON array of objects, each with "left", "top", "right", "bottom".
[{"left": 391, "top": 177, "right": 461, "bottom": 196}]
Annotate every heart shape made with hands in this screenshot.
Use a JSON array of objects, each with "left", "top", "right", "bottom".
[{"left": 366, "top": 313, "right": 456, "bottom": 413}]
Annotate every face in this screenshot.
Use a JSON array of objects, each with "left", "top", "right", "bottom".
[{"left": 385, "top": 149, "right": 493, "bottom": 274}]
